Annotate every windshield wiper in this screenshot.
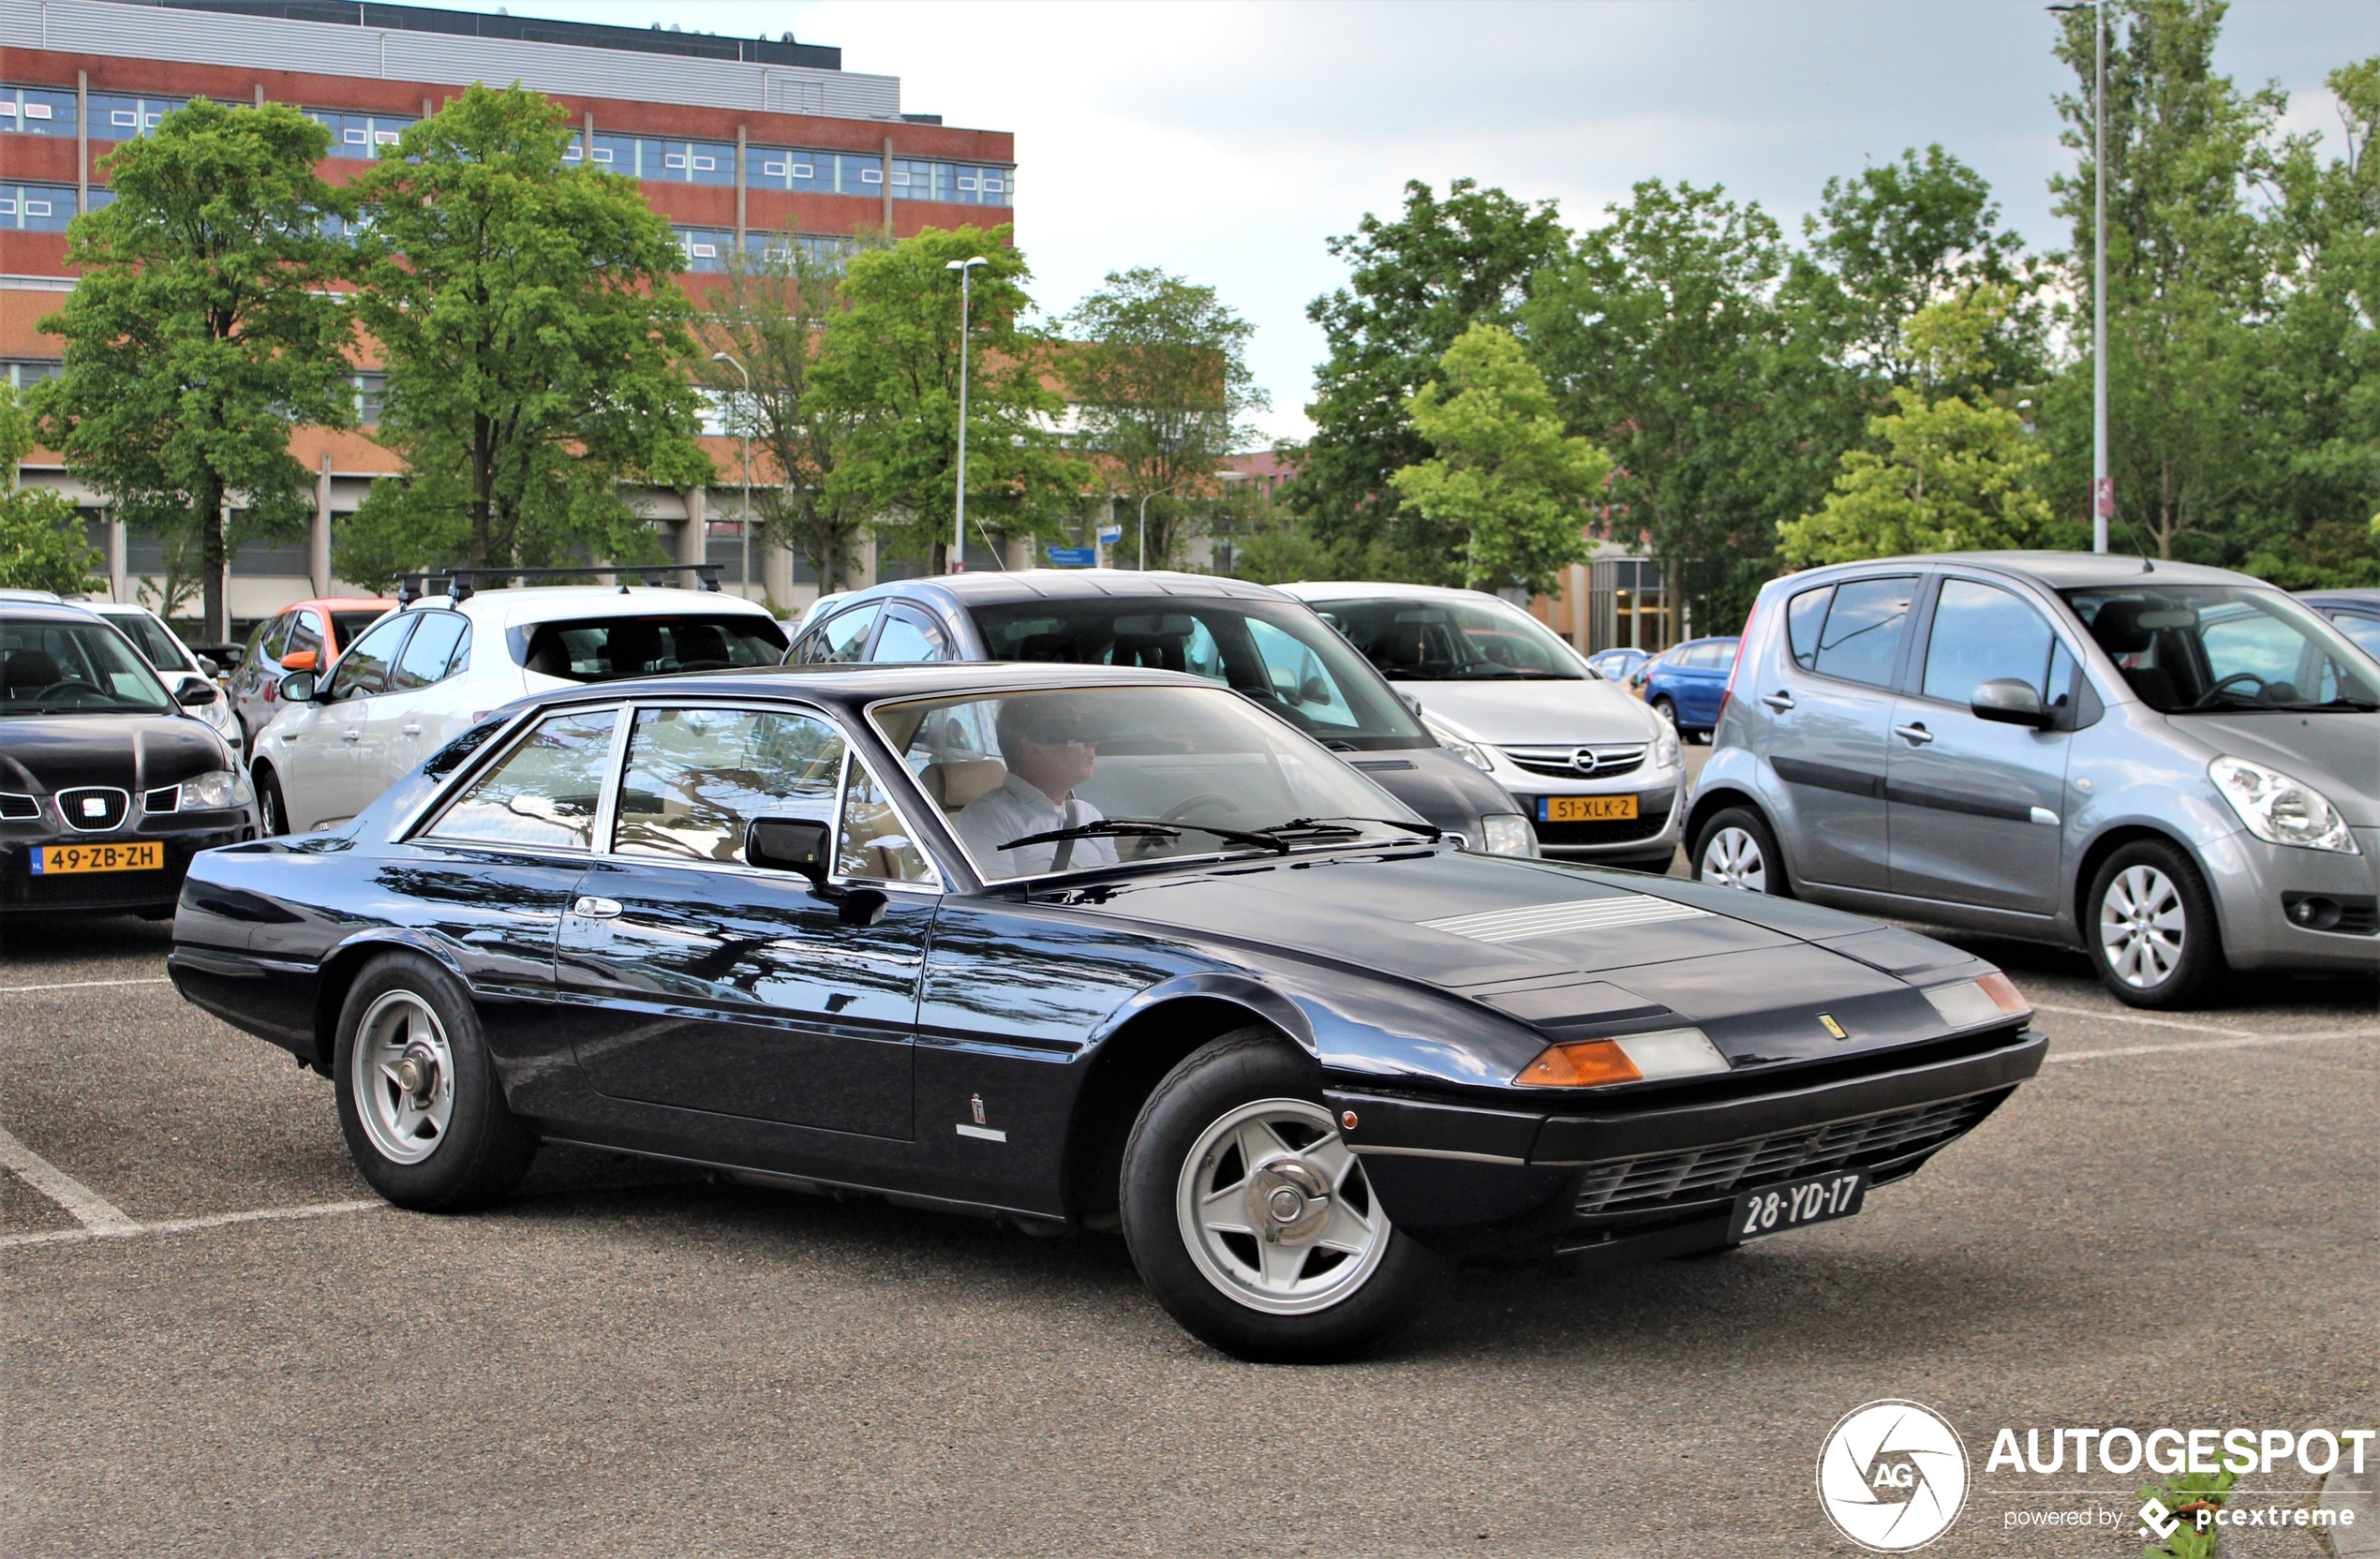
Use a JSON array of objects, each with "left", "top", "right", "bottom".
[
  {"left": 1254, "top": 815, "right": 1445, "bottom": 842},
  {"left": 999, "top": 818, "right": 1290, "bottom": 855}
]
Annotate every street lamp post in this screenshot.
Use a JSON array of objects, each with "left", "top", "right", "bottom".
[
  {"left": 945, "top": 256, "right": 989, "bottom": 575},
  {"left": 2053, "top": 0, "right": 2111, "bottom": 553},
  {"left": 710, "top": 351, "right": 752, "bottom": 597}
]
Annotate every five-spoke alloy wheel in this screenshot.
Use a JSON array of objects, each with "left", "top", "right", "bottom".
[{"left": 1175, "top": 1098, "right": 1390, "bottom": 1316}]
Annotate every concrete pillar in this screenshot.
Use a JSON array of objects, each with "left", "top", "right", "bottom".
[
  {"left": 849, "top": 531, "right": 877, "bottom": 591},
  {"left": 1569, "top": 562, "right": 1588, "bottom": 653},
  {"left": 312, "top": 454, "right": 334, "bottom": 597},
  {"left": 764, "top": 538, "right": 794, "bottom": 607},
  {"left": 76, "top": 71, "right": 86, "bottom": 215},
  {"left": 678, "top": 486, "right": 707, "bottom": 569},
  {"left": 106, "top": 513, "right": 126, "bottom": 603},
  {"left": 881, "top": 135, "right": 895, "bottom": 233},
  {"left": 1003, "top": 536, "right": 1031, "bottom": 572}
]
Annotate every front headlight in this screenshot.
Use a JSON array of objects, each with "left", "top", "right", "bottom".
[
  {"left": 2208, "top": 757, "right": 2360, "bottom": 854},
  {"left": 1515, "top": 1025, "right": 1729, "bottom": 1088},
  {"left": 1440, "top": 734, "right": 1496, "bottom": 772},
  {"left": 1651, "top": 724, "right": 1681, "bottom": 769},
  {"left": 1480, "top": 812, "right": 1537, "bottom": 857},
  {"left": 181, "top": 768, "right": 253, "bottom": 810}
]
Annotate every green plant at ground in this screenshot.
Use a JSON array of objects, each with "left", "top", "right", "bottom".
[{"left": 2136, "top": 1464, "right": 2237, "bottom": 1558}]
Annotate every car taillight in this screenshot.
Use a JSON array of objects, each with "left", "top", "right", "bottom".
[{"left": 1718, "top": 598, "right": 1756, "bottom": 722}]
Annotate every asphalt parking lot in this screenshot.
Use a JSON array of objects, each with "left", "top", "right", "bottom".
[{"left": 4, "top": 841, "right": 2374, "bottom": 1556}]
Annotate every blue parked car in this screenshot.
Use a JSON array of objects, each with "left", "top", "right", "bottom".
[{"left": 1629, "top": 637, "right": 1739, "bottom": 740}]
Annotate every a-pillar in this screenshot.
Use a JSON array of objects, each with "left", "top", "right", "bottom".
[
  {"left": 678, "top": 486, "right": 707, "bottom": 570},
  {"left": 312, "top": 453, "right": 334, "bottom": 597}
]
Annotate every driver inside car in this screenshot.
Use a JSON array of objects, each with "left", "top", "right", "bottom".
[{"left": 953, "top": 699, "right": 1121, "bottom": 879}]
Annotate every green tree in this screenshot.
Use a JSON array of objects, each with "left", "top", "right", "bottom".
[
  {"left": 692, "top": 232, "right": 876, "bottom": 595},
  {"left": 1062, "top": 267, "right": 1267, "bottom": 570},
  {"left": 34, "top": 98, "right": 354, "bottom": 639},
  {"left": 1291, "top": 179, "right": 1570, "bottom": 572},
  {"left": 1389, "top": 324, "right": 1609, "bottom": 593},
  {"left": 804, "top": 224, "right": 1087, "bottom": 571},
  {"left": 1778, "top": 290, "right": 2060, "bottom": 566},
  {"left": 339, "top": 83, "right": 709, "bottom": 583},
  {"left": 0, "top": 387, "right": 100, "bottom": 595}
]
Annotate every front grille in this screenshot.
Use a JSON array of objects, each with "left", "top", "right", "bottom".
[
  {"left": 144, "top": 785, "right": 181, "bottom": 815},
  {"left": 0, "top": 794, "right": 37, "bottom": 820},
  {"left": 1572, "top": 1092, "right": 2001, "bottom": 1215},
  {"left": 56, "top": 787, "right": 129, "bottom": 832},
  {"left": 1502, "top": 744, "right": 1647, "bottom": 779}
]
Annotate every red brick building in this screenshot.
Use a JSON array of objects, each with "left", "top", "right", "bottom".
[{"left": 1, "top": 0, "right": 1016, "bottom": 622}]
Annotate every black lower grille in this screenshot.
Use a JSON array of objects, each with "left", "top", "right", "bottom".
[
  {"left": 1573, "top": 1092, "right": 2001, "bottom": 1215},
  {"left": 1535, "top": 809, "right": 1671, "bottom": 846},
  {"left": 2282, "top": 893, "right": 2377, "bottom": 936}
]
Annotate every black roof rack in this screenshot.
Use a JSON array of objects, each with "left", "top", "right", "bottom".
[{"left": 397, "top": 563, "right": 722, "bottom": 606}]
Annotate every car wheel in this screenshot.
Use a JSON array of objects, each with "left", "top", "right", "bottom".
[
  {"left": 2089, "top": 839, "right": 2223, "bottom": 1009},
  {"left": 333, "top": 951, "right": 539, "bottom": 1210},
  {"left": 1120, "top": 1029, "right": 1446, "bottom": 1362},
  {"left": 254, "top": 765, "right": 288, "bottom": 837},
  {"left": 1651, "top": 696, "right": 1678, "bottom": 730},
  {"left": 1691, "top": 807, "right": 1789, "bottom": 897}
]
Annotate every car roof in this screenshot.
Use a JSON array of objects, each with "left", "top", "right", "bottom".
[
  {"left": 0, "top": 601, "right": 115, "bottom": 625},
  {"left": 409, "top": 586, "right": 781, "bottom": 628},
  {"left": 1777, "top": 551, "right": 2265, "bottom": 592},
  {"left": 832, "top": 569, "right": 1291, "bottom": 616},
  {"left": 2298, "top": 588, "right": 2380, "bottom": 607},
  {"left": 1276, "top": 581, "right": 1508, "bottom": 603},
  {"left": 286, "top": 597, "right": 399, "bottom": 613},
  {"left": 497, "top": 659, "right": 1222, "bottom": 718}
]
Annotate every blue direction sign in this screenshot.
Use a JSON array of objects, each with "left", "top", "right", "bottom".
[{"left": 1046, "top": 545, "right": 1097, "bottom": 568}]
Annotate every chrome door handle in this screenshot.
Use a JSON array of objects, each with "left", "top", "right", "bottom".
[
  {"left": 339, "top": 729, "right": 361, "bottom": 742},
  {"left": 1761, "top": 690, "right": 1796, "bottom": 712},
  {"left": 572, "top": 896, "right": 622, "bottom": 919},
  {"left": 1892, "top": 722, "right": 1933, "bottom": 746}
]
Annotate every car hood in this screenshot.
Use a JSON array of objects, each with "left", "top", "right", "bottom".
[
  {"left": 2174, "top": 710, "right": 2380, "bottom": 824},
  {"left": 1345, "top": 745, "right": 1525, "bottom": 836},
  {"left": 1398, "top": 678, "right": 1659, "bottom": 746},
  {"left": 0, "top": 712, "right": 231, "bottom": 793}
]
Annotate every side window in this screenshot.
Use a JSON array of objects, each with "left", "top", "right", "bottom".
[
  {"left": 613, "top": 705, "right": 844, "bottom": 864},
  {"left": 1786, "top": 586, "right": 1835, "bottom": 672},
  {"left": 390, "top": 613, "right": 469, "bottom": 691},
  {"left": 1812, "top": 577, "right": 1914, "bottom": 689},
  {"left": 1245, "top": 616, "right": 1358, "bottom": 730},
  {"left": 425, "top": 707, "right": 617, "bottom": 851},
  {"left": 326, "top": 615, "right": 410, "bottom": 700},
  {"left": 2330, "top": 612, "right": 2380, "bottom": 657},
  {"left": 246, "top": 615, "right": 281, "bottom": 666},
  {"left": 1922, "top": 580, "right": 2058, "bottom": 705},
  {"left": 797, "top": 603, "right": 880, "bottom": 664},
  {"left": 838, "top": 753, "right": 934, "bottom": 883},
  {"left": 868, "top": 608, "right": 949, "bottom": 664},
  {"left": 285, "top": 611, "right": 325, "bottom": 663}
]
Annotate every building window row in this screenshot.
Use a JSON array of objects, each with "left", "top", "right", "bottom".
[
  {"left": 305, "top": 109, "right": 418, "bottom": 156},
  {"left": 674, "top": 227, "right": 857, "bottom": 275},
  {"left": 890, "top": 157, "right": 1011, "bottom": 205},
  {"left": 0, "top": 184, "right": 112, "bottom": 232},
  {"left": 4, "top": 359, "right": 65, "bottom": 391},
  {"left": 0, "top": 84, "right": 78, "bottom": 133}
]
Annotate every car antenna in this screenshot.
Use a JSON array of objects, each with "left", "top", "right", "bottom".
[{"left": 2120, "top": 519, "right": 2153, "bottom": 572}]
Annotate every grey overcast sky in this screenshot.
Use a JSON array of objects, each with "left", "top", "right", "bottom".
[{"left": 503, "top": 1, "right": 2377, "bottom": 440}]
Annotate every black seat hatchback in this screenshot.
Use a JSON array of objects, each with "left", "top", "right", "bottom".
[{"left": 0, "top": 601, "right": 259, "bottom": 920}]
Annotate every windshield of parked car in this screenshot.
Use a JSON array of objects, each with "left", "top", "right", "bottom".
[
  {"left": 2063, "top": 586, "right": 2379, "bottom": 713},
  {"left": 1307, "top": 595, "right": 1586, "bottom": 681},
  {"left": 963, "top": 597, "right": 1430, "bottom": 750},
  {"left": 0, "top": 616, "right": 174, "bottom": 714},
  {"left": 330, "top": 612, "right": 386, "bottom": 649},
  {"left": 518, "top": 615, "right": 789, "bottom": 683},
  {"left": 874, "top": 685, "right": 1435, "bottom": 881},
  {"left": 106, "top": 611, "right": 195, "bottom": 674}
]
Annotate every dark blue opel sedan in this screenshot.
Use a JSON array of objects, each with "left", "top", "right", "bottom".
[{"left": 170, "top": 662, "right": 2045, "bottom": 1359}]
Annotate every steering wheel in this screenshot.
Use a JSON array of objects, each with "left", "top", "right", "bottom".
[
  {"left": 2193, "top": 671, "right": 2266, "bottom": 708},
  {"left": 33, "top": 680, "right": 106, "bottom": 704},
  {"left": 1158, "top": 793, "right": 1237, "bottom": 826}
]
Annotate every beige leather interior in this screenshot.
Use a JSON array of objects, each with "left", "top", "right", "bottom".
[{"left": 920, "top": 758, "right": 1006, "bottom": 813}]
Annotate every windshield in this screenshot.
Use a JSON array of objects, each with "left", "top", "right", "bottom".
[
  {"left": 1307, "top": 595, "right": 1586, "bottom": 681},
  {"left": 106, "top": 611, "right": 194, "bottom": 674},
  {"left": 2063, "top": 586, "right": 2379, "bottom": 714},
  {"left": 874, "top": 685, "right": 1435, "bottom": 882},
  {"left": 964, "top": 597, "right": 1429, "bottom": 750},
  {"left": 519, "top": 615, "right": 789, "bottom": 683},
  {"left": 330, "top": 612, "right": 387, "bottom": 649},
  {"left": 1, "top": 616, "right": 174, "bottom": 714}
]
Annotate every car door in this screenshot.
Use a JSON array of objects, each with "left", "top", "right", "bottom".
[
  {"left": 1683, "top": 641, "right": 1732, "bottom": 726},
  {"left": 864, "top": 604, "right": 951, "bottom": 664},
  {"left": 1755, "top": 575, "right": 1915, "bottom": 891},
  {"left": 1885, "top": 576, "right": 2075, "bottom": 915},
  {"left": 375, "top": 611, "right": 473, "bottom": 795},
  {"left": 556, "top": 702, "right": 936, "bottom": 1139},
  {"left": 307, "top": 614, "right": 414, "bottom": 826}
]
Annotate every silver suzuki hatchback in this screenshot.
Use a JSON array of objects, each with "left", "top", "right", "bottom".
[{"left": 1691, "top": 553, "right": 2379, "bottom": 1008}]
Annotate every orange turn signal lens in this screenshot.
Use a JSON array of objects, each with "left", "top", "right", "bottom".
[
  {"left": 1514, "top": 1039, "right": 1644, "bottom": 1089},
  {"left": 1976, "top": 973, "right": 2030, "bottom": 1013}
]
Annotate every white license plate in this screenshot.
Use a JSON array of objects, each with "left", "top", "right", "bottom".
[{"left": 1730, "top": 1170, "right": 1866, "bottom": 1242}]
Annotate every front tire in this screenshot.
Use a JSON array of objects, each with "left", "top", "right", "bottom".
[
  {"left": 2089, "top": 839, "right": 2224, "bottom": 1009},
  {"left": 254, "top": 764, "right": 289, "bottom": 837},
  {"left": 1120, "top": 1030, "right": 1446, "bottom": 1362},
  {"left": 333, "top": 952, "right": 538, "bottom": 1210},
  {"left": 1691, "top": 806, "right": 1789, "bottom": 897}
]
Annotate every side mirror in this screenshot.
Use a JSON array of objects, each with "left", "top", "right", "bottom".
[
  {"left": 1397, "top": 692, "right": 1423, "bottom": 720},
  {"left": 281, "top": 649, "right": 319, "bottom": 674},
  {"left": 1971, "top": 677, "right": 2053, "bottom": 729},
  {"left": 745, "top": 817, "right": 888, "bottom": 926},
  {"left": 176, "top": 680, "right": 220, "bottom": 707},
  {"left": 197, "top": 655, "right": 220, "bottom": 679},
  {"left": 278, "top": 670, "right": 318, "bottom": 705}
]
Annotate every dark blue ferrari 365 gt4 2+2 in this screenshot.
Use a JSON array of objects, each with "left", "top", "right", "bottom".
[{"left": 169, "top": 662, "right": 2045, "bottom": 1359}]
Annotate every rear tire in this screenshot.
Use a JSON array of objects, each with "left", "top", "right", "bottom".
[
  {"left": 2088, "top": 839, "right": 2224, "bottom": 1009},
  {"left": 1120, "top": 1029, "right": 1446, "bottom": 1362},
  {"left": 1691, "top": 806, "right": 1790, "bottom": 898},
  {"left": 333, "top": 951, "right": 538, "bottom": 1210},
  {"left": 1651, "top": 696, "right": 1679, "bottom": 731}
]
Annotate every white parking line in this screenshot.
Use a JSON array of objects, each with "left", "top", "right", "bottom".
[
  {"left": 2045, "top": 1029, "right": 2378, "bottom": 1063},
  {"left": 0, "top": 1197, "right": 384, "bottom": 1252},
  {"left": 2030, "top": 1002, "right": 2263, "bottom": 1037},
  {"left": 0, "top": 977, "right": 174, "bottom": 995},
  {"left": 0, "top": 1123, "right": 139, "bottom": 1235}
]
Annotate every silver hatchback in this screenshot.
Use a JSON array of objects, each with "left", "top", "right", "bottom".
[{"left": 1691, "top": 553, "right": 2379, "bottom": 1008}]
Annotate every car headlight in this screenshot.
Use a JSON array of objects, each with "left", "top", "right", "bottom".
[
  {"left": 1923, "top": 973, "right": 2031, "bottom": 1028},
  {"left": 1651, "top": 724, "right": 1681, "bottom": 769},
  {"left": 1515, "top": 1025, "right": 1729, "bottom": 1088},
  {"left": 1439, "top": 734, "right": 1496, "bottom": 772},
  {"left": 1479, "top": 812, "right": 1537, "bottom": 857},
  {"left": 181, "top": 768, "right": 253, "bottom": 810},
  {"left": 2208, "top": 757, "right": 2359, "bottom": 854}
]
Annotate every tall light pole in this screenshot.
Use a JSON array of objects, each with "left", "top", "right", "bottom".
[
  {"left": 710, "top": 351, "right": 753, "bottom": 596},
  {"left": 2054, "top": 1, "right": 2111, "bottom": 553},
  {"left": 945, "top": 255, "right": 989, "bottom": 574}
]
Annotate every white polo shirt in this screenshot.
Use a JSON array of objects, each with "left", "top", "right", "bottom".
[{"left": 954, "top": 773, "right": 1121, "bottom": 880}]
